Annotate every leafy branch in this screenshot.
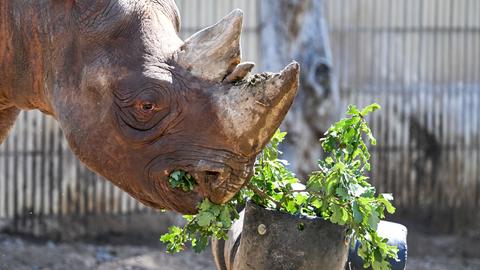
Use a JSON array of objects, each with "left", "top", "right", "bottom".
[{"left": 161, "top": 104, "right": 398, "bottom": 270}]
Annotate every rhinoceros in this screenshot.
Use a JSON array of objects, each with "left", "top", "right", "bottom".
[{"left": 0, "top": 1, "right": 299, "bottom": 214}]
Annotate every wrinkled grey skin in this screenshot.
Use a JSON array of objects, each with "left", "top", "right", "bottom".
[{"left": 0, "top": 0, "right": 299, "bottom": 214}]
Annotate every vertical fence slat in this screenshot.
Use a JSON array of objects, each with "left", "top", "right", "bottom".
[
  {"left": 0, "top": 0, "right": 479, "bottom": 232},
  {"left": 324, "top": 0, "right": 480, "bottom": 226}
]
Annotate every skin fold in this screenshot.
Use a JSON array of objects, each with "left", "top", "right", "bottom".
[{"left": 0, "top": 0, "right": 299, "bottom": 214}]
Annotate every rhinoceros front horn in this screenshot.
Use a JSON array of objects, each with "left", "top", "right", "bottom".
[
  {"left": 174, "top": 9, "right": 244, "bottom": 82},
  {"left": 172, "top": 9, "right": 300, "bottom": 206}
]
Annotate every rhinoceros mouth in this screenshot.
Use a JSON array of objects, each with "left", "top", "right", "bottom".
[
  {"left": 147, "top": 156, "right": 253, "bottom": 214},
  {"left": 175, "top": 161, "right": 253, "bottom": 202},
  {"left": 190, "top": 168, "right": 252, "bottom": 204}
]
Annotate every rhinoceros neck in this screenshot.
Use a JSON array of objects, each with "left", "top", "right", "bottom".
[
  {"left": 0, "top": 1, "right": 59, "bottom": 114},
  {"left": 0, "top": 1, "right": 14, "bottom": 110}
]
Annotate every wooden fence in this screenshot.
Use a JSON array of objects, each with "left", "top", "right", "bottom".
[
  {"left": 327, "top": 0, "right": 480, "bottom": 228},
  {"left": 1, "top": 0, "right": 479, "bottom": 232},
  {"left": 0, "top": 0, "right": 261, "bottom": 233}
]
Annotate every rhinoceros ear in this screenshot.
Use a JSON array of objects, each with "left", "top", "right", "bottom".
[{"left": 174, "top": 9, "right": 243, "bottom": 82}]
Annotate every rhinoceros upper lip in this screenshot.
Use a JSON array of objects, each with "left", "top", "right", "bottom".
[
  {"left": 147, "top": 152, "right": 254, "bottom": 206},
  {"left": 201, "top": 166, "right": 252, "bottom": 204},
  {"left": 189, "top": 169, "right": 229, "bottom": 194},
  {"left": 163, "top": 165, "right": 247, "bottom": 205}
]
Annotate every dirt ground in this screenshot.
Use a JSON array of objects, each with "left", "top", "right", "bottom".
[
  {"left": 1, "top": 231, "right": 480, "bottom": 270},
  {"left": 0, "top": 232, "right": 216, "bottom": 270},
  {"left": 405, "top": 230, "right": 480, "bottom": 270}
]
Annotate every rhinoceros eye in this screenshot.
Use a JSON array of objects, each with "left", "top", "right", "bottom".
[
  {"left": 134, "top": 100, "right": 159, "bottom": 121},
  {"left": 141, "top": 102, "right": 155, "bottom": 111}
]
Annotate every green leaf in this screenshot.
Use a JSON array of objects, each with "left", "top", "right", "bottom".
[
  {"left": 306, "top": 178, "right": 322, "bottom": 193},
  {"left": 220, "top": 207, "right": 233, "bottom": 227},
  {"left": 325, "top": 156, "right": 334, "bottom": 164},
  {"left": 197, "top": 211, "right": 215, "bottom": 227},
  {"left": 192, "top": 235, "right": 209, "bottom": 253},
  {"left": 335, "top": 187, "right": 349, "bottom": 199},
  {"left": 347, "top": 105, "right": 360, "bottom": 115},
  {"left": 168, "top": 170, "right": 196, "bottom": 192},
  {"left": 286, "top": 200, "right": 298, "bottom": 214},
  {"left": 311, "top": 198, "right": 323, "bottom": 209},
  {"left": 368, "top": 211, "right": 380, "bottom": 230},
  {"left": 379, "top": 194, "right": 396, "bottom": 214},
  {"left": 160, "top": 103, "right": 397, "bottom": 269},
  {"left": 210, "top": 205, "right": 221, "bottom": 217},
  {"left": 360, "top": 103, "right": 381, "bottom": 116},
  {"left": 381, "top": 193, "right": 394, "bottom": 201},
  {"left": 330, "top": 204, "right": 348, "bottom": 225},
  {"left": 294, "top": 193, "right": 308, "bottom": 205},
  {"left": 352, "top": 202, "right": 363, "bottom": 223},
  {"left": 198, "top": 199, "right": 213, "bottom": 212}
]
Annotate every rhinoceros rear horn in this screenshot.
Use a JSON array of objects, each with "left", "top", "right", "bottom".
[{"left": 174, "top": 9, "right": 243, "bottom": 82}]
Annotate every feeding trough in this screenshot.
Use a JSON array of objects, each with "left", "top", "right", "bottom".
[
  {"left": 213, "top": 202, "right": 407, "bottom": 270},
  {"left": 214, "top": 201, "right": 350, "bottom": 270},
  {"left": 163, "top": 106, "right": 408, "bottom": 270}
]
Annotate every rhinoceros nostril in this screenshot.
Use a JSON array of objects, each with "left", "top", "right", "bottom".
[{"left": 205, "top": 171, "right": 220, "bottom": 185}]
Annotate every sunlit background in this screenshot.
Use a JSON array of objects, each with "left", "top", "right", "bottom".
[{"left": 1, "top": 1, "right": 479, "bottom": 269}]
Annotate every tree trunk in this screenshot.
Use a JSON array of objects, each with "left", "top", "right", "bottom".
[{"left": 260, "top": 0, "right": 339, "bottom": 178}]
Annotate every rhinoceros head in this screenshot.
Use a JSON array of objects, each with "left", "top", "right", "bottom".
[{"left": 53, "top": 1, "right": 298, "bottom": 213}]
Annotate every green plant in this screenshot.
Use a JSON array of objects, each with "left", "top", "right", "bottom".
[
  {"left": 160, "top": 199, "right": 238, "bottom": 253},
  {"left": 168, "top": 170, "right": 196, "bottom": 192},
  {"left": 161, "top": 104, "right": 398, "bottom": 270}
]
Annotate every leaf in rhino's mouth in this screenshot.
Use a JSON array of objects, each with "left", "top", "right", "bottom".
[{"left": 168, "top": 170, "right": 197, "bottom": 192}]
